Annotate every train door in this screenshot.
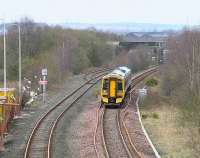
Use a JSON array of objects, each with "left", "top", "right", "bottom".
[{"left": 109, "top": 79, "right": 116, "bottom": 97}]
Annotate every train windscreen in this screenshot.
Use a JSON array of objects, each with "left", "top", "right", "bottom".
[
  {"left": 117, "top": 80, "right": 123, "bottom": 91},
  {"left": 103, "top": 79, "right": 109, "bottom": 90}
]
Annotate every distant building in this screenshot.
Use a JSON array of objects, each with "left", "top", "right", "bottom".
[{"left": 106, "top": 41, "right": 119, "bottom": 46}]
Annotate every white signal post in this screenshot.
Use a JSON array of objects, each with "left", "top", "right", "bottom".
[
  {"left": 43, "top": 75, "right": 46, "bottom": 103},
  {"left": 41, "top": 68, "right": 48, "bottom": 103}
]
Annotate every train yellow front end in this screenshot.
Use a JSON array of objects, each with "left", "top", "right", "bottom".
[
  {"left": 100, "top": 67, "right": 131, "bottom": 106},
  {"left": 101, "top": 75, "right": 124, "bottom": 105}
]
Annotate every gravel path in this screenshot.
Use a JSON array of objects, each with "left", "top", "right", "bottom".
[
  {"left": 0, "top": 74, "right": 88, "bottom": 158},
  {"left": 103, "top": 108, "right": 129, "bottom": 158}
]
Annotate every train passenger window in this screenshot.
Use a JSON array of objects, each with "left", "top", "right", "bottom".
[
  {"left": 117, "top": 80, "right": 123, "bottom": 91},
  {"left": 103, "top": 79, "right": 109, "bottom": 90}
]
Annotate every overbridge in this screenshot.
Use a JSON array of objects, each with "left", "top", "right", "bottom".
[
  {"left": 119, "top": 32, "right": 168, "bottom": 49},
  {"left": 119, "top": 32, "right": 168, "bottom": 63}
]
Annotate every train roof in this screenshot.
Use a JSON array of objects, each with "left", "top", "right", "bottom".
[
  {"left": 102, "top": 67, "right": 131, "bottom": 79},
  {"left": 112, "top": 69, "right": 126, "bottom": 76},
  {"left": 118, "top": 66, "right": 131, "bottom": 74},
  {"left": 102, "top": 70, "right": 123, "bottom": 79}
]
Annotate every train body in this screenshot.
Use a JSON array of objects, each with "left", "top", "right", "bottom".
[{"left": 100, "top": 67, "right": 131, "bottom": 106}]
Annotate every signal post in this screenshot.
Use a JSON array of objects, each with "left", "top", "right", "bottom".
[{"left": 39, "top": 68, "right": 48, "bottom": 103}]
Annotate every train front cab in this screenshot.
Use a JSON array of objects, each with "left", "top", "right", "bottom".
[{"left": 101, "top": 77, "right": 124, "bottom": 107}]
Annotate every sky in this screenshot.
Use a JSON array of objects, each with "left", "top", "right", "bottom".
[{"left": 0, "top": 0, "right": 200, "bottom": 25}]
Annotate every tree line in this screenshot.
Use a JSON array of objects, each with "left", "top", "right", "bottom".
[
  {"left": 0, "top": 18, "right": 119, "bottom": 83},
  {"left": 161, "top": 29, "right": 200, "bottom": 156}
]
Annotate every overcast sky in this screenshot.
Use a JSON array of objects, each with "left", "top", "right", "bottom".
[{"left": 0, "top": 0, "right": 199, "bottom": 25}]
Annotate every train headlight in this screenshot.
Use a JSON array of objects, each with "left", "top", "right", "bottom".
[{"left": 117, "top": 92, "right": 123, "bottom": 97}]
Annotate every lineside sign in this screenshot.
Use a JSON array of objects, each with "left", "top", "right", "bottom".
[
  {"left": 39, "top": 80, "right": 48, "bottom": 85},
  {"left": 42, "top": 68, "right": 47, "bottom": 76}
]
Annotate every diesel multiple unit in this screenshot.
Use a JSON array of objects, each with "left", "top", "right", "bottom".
[{"left": 100, "top": 67, "right": 131, "bottom": 106}]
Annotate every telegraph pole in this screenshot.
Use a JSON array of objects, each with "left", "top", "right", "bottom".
[
  {"left": 5, "top": 22, "right": 22, "bottom": 103},
  {"left": 3, "top": 22, "right": 6, "bottom": 96},
  {"left": 18, "top": 23, "right": 22, "bottom": 103}
]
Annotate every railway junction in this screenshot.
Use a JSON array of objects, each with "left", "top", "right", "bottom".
[{"left": 0, "top": 66, "right": 161, "bottom": 158}]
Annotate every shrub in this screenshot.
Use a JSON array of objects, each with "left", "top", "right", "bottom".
[
  {"left": 142, "top": 113, "right": 148, "bottom": 119},
  {"left": 145, "top": 78, "right": 158, "bottom": 87},
  {"left": 152, "top": 113, "right": 159, "bottom": 119}
]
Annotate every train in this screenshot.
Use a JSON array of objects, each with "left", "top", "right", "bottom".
[{"left": 100, "top": 66, "right": 132, "bottom": 106}]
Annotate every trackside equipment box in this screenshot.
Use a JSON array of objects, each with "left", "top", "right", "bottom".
[{"left": 0, "top": 88, "right": 16, "bottom": 135}]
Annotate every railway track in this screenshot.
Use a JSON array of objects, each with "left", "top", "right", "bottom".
[
  {"left": 24, "top": 69, "right": 110, "bottom": 158},
  {"left": 83, "top": 67, "right": 113, "bottom": 80},
  {"left": 84, "top": 67, "right": 113, "bottom": 76},
  {"left": 94, "top": 67, "right": 158, "bottom": 158},
  {"left": 118, "top": 94, "right": 142, "bottom": 158},
  {"left": 120, "top": 92, "right": 158, "bottom": 158}
]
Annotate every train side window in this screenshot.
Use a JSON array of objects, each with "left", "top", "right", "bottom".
[
  {"left": 103, "top": 79, "right": 109, "bottom": 90},
  {"left": 117, "top": 80, "right": 123, "bottom": 91}
]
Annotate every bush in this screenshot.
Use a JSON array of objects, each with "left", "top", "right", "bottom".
[
  {"left": 145, "top": 78, "right": 158, "bottom": 87},
  {"left": 152, "top": 113, "right": 159, "bottom": 119},
  {"left": 142, "top": 113, "right": 148, "bottom": 119},
  {"left": 142, "top": 112, "right": 159, "bottom": 119}
]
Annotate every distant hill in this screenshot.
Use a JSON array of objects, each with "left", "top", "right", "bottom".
[
  {"left": 0, "top": 22, "right": 185, "bottom": 34},
  {"left": 62, "top": 22, "right": 184, "bottom": 34}
]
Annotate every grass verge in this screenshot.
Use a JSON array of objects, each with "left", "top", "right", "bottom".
[{"left": 139, "top": 74, "right": 197, "bottom": 158}]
